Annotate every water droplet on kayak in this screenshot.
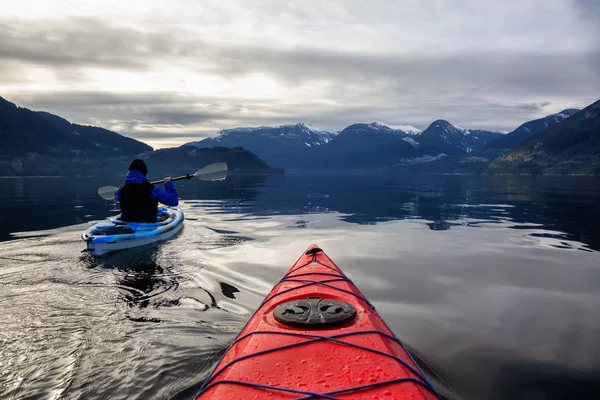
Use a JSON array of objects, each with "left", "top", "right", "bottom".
[
  {"left": 383, "top": 390, "right": 392, "bottom": 396},
  {"left": 300, "top": 359, "right": 306, "bottom": 364},
  {"left": 325, "top": 372, "right": 333, "bottom": 377},
  {"left": 376, "top": 366, "right": 383, "bottom": 372},
  {"left": 357, "top": 378, "right": 364, "bottom": 383}
]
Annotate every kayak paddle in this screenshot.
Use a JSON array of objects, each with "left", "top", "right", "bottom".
[{"left": 97, "top": 162, "right": 228, "bottom": 200}]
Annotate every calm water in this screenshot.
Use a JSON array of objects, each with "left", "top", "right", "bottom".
[{"left": 1, "top": 174, "right": 600, "bottom": 400}]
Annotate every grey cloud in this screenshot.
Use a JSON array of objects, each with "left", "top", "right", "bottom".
[
  {"left": 0, "top": 64, "right": 21, "bottom": 84},
  {"left": 0, "top": 18, "right": 179, "bottom": 69},
  {"left": 211, "top": 46, "right": 600, "bottom": 100},
  {"left": 9, "top": 91, "right": 185, "bottom": 108},
  {"left": 2, "top": 17, "right": 599, "bottom": 100},
  {"left": 573, "top": 0, "right": 600, "bottom": 39},
  {"left": 118, "top": 130, "right": 215, "bottom": 140},
  {"left": 2, "top": 16, "right": 599, "bottom": 140},
  {"left": 140, "top": 111, "right": 225, "bottom": 126},
  {"left": 6, "top": 91, "right": 229, "bottom": 135}
]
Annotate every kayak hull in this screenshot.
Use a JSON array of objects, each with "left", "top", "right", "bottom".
[
  {"left": 82, "top": 207, "right": 184, "bottom": 256},
  {"left": 196, "top": 245, "right": 438, "bottom": 400}
]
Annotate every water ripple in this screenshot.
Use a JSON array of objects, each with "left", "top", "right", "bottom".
[{"left": 1, "top": 175, "right": 599, "bottom": 400}]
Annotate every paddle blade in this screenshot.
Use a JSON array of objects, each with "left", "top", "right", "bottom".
[
  {"left": 194, "top": 162, "right": 228, "bottom": 181},
  {"left": 98, "top": 185, "right": 118, "bottom": 200}
]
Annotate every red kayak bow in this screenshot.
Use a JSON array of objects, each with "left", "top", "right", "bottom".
[{"left": 196, "top": 245, "right": 439, "bottom": 399}]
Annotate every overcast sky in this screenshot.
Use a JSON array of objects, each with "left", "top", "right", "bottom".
[{"left": 1, "top": 0, "right": 599, "bottom": 148}]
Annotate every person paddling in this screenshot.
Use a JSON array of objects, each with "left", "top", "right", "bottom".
[{"left": 115, "top": 159, "right": 179, "bottom": 222}]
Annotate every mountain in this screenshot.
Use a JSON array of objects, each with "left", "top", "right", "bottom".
[
  {"left": 320, "top": 123, "right": 414, "bottom": 154},
  {"left": 468, "top": 130, "right": 505, "bottom": 146},
  {"left": 0, "top": 96, "right": 283, "bottom": 177},
  {"left": 484, "top": 99, "right": 600, "bottom": 175},
  {"left": 0, "top": 96, "right": 152, "bottom": 159},
  {"left": 318, "top": 138, "right": 422, "bottom": 170},
  {"left": 488, "top": 109, "right": 580, "bottom": 150},
  {"left": 299, "top": 122, "right": 503, "bottom": 171},
  {"left": 186, "top": 122, "right": 425, "bottom": 168},
  {"left": 373, "top": 123, "right": 422, "bottom": 135},
  {"left": 144, "top": 146, "right": 283, "bottom": 177},
  {"left": 417, "top": 120, "right": 487, "bottom": 155},
  {"left": 187, "top": 123, "right": 337, "bottom": 168},
  {"left": 184, "top": 109, "right": 592, "bottom": 173},
  {"left": 186, "top": 120, "right": 507, "bottom": 171}
]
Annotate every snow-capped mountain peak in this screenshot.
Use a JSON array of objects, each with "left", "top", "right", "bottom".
[
  {"left": 372, "top": 122, "right": 422, "bottom": 135},
  {"left": 185, "top": 122, "right": 339, "bottom": 153},
  {"left": 419, "top": 119, "right": 476, "bottom": 153},
  {"left": 453, "top": 124, "right": 471, "bottom": 134},
  {"left": 295, "top": 122, "right": 338, "bottom": 136},
  {"left": 428, "top": 119, "right": 458, "bottom": 131},
  {"left": 202, "top": 122, "right": 338, "bottom": 144},
  {"left": 549, "top": 109, "right": 580, "bottom": 120},
  {"left": 419, "top": 121, "right": 502, "bottom": 153},
  {"left": 422, "top": 120, "right": 466, "bottom": 139}
]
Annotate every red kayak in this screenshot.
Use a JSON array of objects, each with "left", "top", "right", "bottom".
[{"left": 196, "top": 245, "right": 439, "bottom": 399}]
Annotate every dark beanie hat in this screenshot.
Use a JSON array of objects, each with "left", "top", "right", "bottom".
[{"left": 129, "top": 158, "right": 148, "bottom": 176}]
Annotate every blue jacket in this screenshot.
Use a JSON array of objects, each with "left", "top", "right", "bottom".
[{"left": 114, "top": 170, "right": 179, "bottom": 206}]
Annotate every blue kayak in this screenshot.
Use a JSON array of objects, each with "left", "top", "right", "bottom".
[{"left": 82, "top": 207, "right": 184, "bottom": 256}]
